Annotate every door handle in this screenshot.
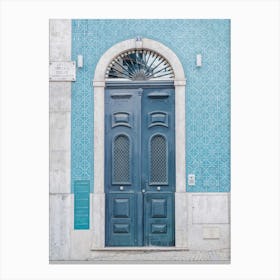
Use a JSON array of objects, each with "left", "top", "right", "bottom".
[
  {"left": 119, "top": 186, "right": 124, "bottom": 191},
  {"left": 157, "top": 186, "right": 161, "bottom": 191},
  {"left": 142, "top": 189, "right": 145, "bottom": 193}
]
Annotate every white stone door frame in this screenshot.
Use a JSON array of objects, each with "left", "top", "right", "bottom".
[{"left": 91, "top": 38, "right": 187, "bottom": 249}]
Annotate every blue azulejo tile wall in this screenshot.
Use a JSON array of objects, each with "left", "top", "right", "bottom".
[{"left": 71, "top": 19, "right": 230, "bottom": 193}]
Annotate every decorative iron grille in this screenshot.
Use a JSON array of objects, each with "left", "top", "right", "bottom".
[
  {"left": 113, "top": 135, "right": 130, "bottom": 183},
  {"left": 106, "top": 50, "right": 174, "bottom": 80},
  {"left": 150, "top": 135, "right": 167, "bottom": 184}
]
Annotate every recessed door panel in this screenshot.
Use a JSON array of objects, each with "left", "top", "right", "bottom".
[
  {"left": 144, "top": 193, "right": 174, "bottom": 246},
  {"left": 106, "top": 193, "right": 136, "bottom": 246}
]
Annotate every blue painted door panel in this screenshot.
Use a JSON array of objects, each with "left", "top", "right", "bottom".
[
  {"left": 105, "top": 88, "right": 142, "bottom": 246},
  {"left": 105, "top": 83, "right": 175, "bottom": 246},
  {"left": 106, "top": 193, "right": 135, "bottom": 246},
  {"left": 144, "top": 193, "right": 174, "bottom": 246},
  {"left": 142, "top": 87, "right": 175, "bottom": 246},
  {"left": 141, "top": 88, "right": 175, "bottom": 193},
  {"left": 105, "top": 88, "right": 141, "bottom": 193}
]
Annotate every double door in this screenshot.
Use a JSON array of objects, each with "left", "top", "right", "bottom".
[{"left": 105, "top": 83, "right": 175, "bottom": 246}]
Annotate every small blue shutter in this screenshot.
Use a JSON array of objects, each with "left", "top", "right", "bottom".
[{"left": 74, "top": 180, "right": 90, "bottom": 229}]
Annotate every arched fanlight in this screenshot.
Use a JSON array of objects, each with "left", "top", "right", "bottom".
[{"left": 105, "top": 49, "right": 174, "bottom": 80}]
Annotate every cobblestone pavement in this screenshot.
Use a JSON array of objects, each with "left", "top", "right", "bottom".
[{"left": 88, "top": 248, "right": 230, "bottom": 263}]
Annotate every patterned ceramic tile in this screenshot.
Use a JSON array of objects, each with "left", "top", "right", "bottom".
[{"left": 71, "top": 19, "right": 230, "bottom": 192}]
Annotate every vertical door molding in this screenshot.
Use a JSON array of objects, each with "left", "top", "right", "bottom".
[
  {"left": 174, "top": 80, "right": 186, "bottom": 193},
  {"left": 92, "top": 38, "right": 187, "bottom": 249}
]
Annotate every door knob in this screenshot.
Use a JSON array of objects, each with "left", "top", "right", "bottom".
[
  {"left": 120, "top": 186, "right": 124, "bottom": 191},
  {"left": 142, "top": 189, "right": 145, "bottom": 193},
  {"left": 157, "top": 186, "right": 161, "bottom": 191}
]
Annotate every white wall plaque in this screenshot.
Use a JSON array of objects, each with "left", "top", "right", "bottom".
[{"left": 49, "top": 61, "right": 76, "bottom": 81}]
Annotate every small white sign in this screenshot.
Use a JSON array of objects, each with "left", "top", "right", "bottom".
[
  {"left": 188, "top": 174, "right": 196, "bottom": 186},
  {"left": 49, "top": 61, "right": 76, "bottom": 81}
]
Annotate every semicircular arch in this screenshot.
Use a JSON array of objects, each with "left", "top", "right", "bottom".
[{"left": 93, "top": 38, "right": 185, "bottom": 82}]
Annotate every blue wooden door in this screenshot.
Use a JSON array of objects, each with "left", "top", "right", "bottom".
[
  {"left": 141, "top": 88, "right": 175, "bottom": 246},
  {"left": 105, "top": 83, "right": 175, "bottom": 246}
]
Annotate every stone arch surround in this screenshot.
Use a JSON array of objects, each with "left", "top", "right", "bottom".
[{"left": 91, "top": 38, "right": 187, "bottom": 249}]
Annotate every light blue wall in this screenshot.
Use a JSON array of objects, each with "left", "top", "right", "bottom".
[{"left": 71, "top": 19, "right": 230, "bottom": 192}]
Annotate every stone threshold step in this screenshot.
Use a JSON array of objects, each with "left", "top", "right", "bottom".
[{"left": 91, "top": 247, "right": 189, "bottom": 251}]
